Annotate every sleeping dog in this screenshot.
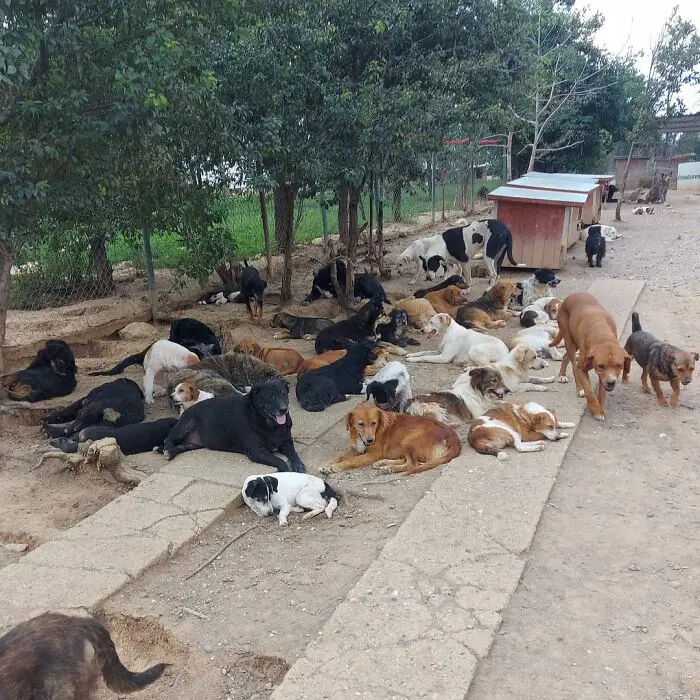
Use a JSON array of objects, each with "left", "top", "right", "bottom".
[
  {"left": 169, "top": 318, "right": 221, "bottom": 358},
  {"left": 271, "top": 312, "right": 334, "bottom": 340},
  {"left": 315, "top": 297, "right": 385, "bottom": 353},
  {"left": 511, "top": 268, "right": 561, "bottom": 309},
  {"left": 242, "top": 473, "right": 338, "bottom": 526},
  {"left": 303, "top": 260, "right": 390, "bottom": 305}
]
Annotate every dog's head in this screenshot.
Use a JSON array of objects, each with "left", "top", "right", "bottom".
[
  {"left": 582, "top": 343, "right": 629, "bottom": 392},
  {"left": 423, "top": 255, "right": 446, "bottom": 281},
  {"left": 242, "top": 475, "right": 279, "bottom": 517},
  {"left": 533, "top": 268, "right": 560, "bottom": 287},
  {"left": 491, "top": 280, "right": 519, "bottom": 306},
  {"left": 396, "top": 246, "right": 416, "bottom": 275},
  {"left": 345, "top": 403, "right": 389, "bottom": 453},
  {"left": 526, "top": 405, "right": 561, "bottom": 441},
  {"left": 235, "top": 340, "right": 262, "bottom": 356},
  {"left": 512, "top": 344, "right": 548, "bottom": 371},
  {"left": 669, "top": 349, "right": 698, "bottom": 385},
  {"left": 366, "top": 378, "right": 399, "bottom": 408},
  {"left": 34, "top": 340, "right": 77, "bottom": 376},
  {"left": 360, "top": 297, "right": 385, "bottom": 326},
  {"left": 389, "top": 308, "right": 409, "bottom": 328},
  {"left": 248, "top": 377, "right": 290, "bottom": 427},
  {"left": 444, "top": 285, "right": 470, "bottom": 305},
  {"left": 423, "top": 313, "right": 452, "bottom": 339},
  {"left": 443, "top": 275, "right": 468, "bottom": 290},
  {"left": 467, "top": 366, "right": 508, "bottom": 400},
  {"left": 544, "top": 298, "right": 562, "bottom": 319},
  {"left": 170, "top": 382, "right": 199, "bottom": 407},
  {"left": 270, "top": 312, "right": 291, "bottom": 329}
]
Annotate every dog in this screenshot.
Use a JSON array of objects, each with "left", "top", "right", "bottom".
[
  {"left": 365, "top": 361, "right": 413, "bottom": 412},
  {"left": 42, "top": 378, "right": 145, "bottom": 439},
  {"left": 455, "top": 280, "right": 519, "bottom": 331},
  {"left": 161, "top": 376, "right": 305, "bottom": 471},
  {"left": 170, "top": 381, "right": 215, "bottom": 414},
  {"left": 423, "top": 284, "right": 469, "bottom": 316},
  {"left": 483, "top": 344, "right": 554, "bottom": 393},
  {"left": 242, "top": 473, "right": 338, "bottom": 526},
  {"left": 519, "top": 297, "right": 562, "bottom": 327},
  {"left": 583, "top": 223, "right": 621, "bottom": 241},
  {"left": 271, "top": 312, "right": 334, "bottom": 340},
  {"left": 419, "top": 254, "right": 452, "bottom": 280},
  {"left": 234, "top": 340, "right": 304, "bottom": 376},
  {"left": 314, "top": 297, "right": 384, "bottom": 353},
  {"left": 510, "top": 323, "right": 565, "bottom": 360},
  {"left": 623, "top": 312, "right": 697, "bottom": 407},
  {"left": 1, "top": 339, "right": 77, "bottom": 402},
  {"left": 414, "top": 275, "right": 467, "bottom": 299},
  {"left": 585, "top": 226, "right": 606, "bottom": 267},
  {"left": 551, "top": 292, "right": 630, "bottom": 420},
  {"left": 0, "top": 612, "right": 167, "bottom": 699},
  {"left": 196, "top": 352, "right": 279, "bottom": 393},
  {"left": 50, "top": 417, "right": 178, "bottom": 455},
  {"left": 376, "top": 308, "right": 419, "bottom": 347},
  {"left": 462, "top": 218, "right": 527, "bottom": 287},
  {"left": 468, "top": 401, "right": 576, "bottom": 460},
  {"left": 166, "top": 367, "right": 238, "bottom": 400},
  {"left": 606, "top": 184, "right": 618, "bottom": 202},
  {"left": 296, "top": 342, "right": 378, "bottom": 412},
  {"left": 511, "top": 269, "right": 561, "bottom": 309},
  {"left": 89, "top": 339, "right": 200, "bottom": 404},
  {"left": 230, "top": 261, "right": 267, "bottom": 321},
  {"left": 168, "top": 318, "right": 221, "bottom": 358},
  {"left": 303, "top": 260, "right": 390, "bottom": 304},
  {"left": 633, "top": 206, "right": 654, "bottom": 215},
  {"left": 323, "top": 404, "right": 461, "bottom": 475},
  {"left": 407, "top": 313, "right": 509, "bottom": 366},
  {"left": 405, "top": 366, "right": 507, "bottom": 425},
  {"left": 296, "top": 347, "right": 388, "bottom": 378},
  {"left": 395, "top": 297, "right": 436, "bottom": 329}
]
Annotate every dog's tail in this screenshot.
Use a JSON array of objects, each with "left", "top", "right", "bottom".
[
  {"left": 505, "top": 233, "right": 519, "bottom": 267},
  {"left": 631, "top": 312, "right": 642, "bottom": 334},
  {"left": 80, "top": 618, "right": 168, "bottom": 692},
  {"left": 88, "top": 346, "right": 150, "bottom": 376}
]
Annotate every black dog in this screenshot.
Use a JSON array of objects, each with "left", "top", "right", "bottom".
[
  {"left": 42, "top": 378, "right": 145, "bottom": 439},
  {"left": 296, "top": 342, "right": 376, "bottom": 412},
  {"left": 50, "top": 417, "right": 177, "bottom": 455},
  {"left": 376, "top": 308, "right": 419, "bottom": 347},
  {"left": 233, "top": 261, "right": 267, "bottom": 321},
  {"left": 161, "top": 377, "right": 305, "bottom": 471},
  {"left": 585, "top": 227, "right": 606, "bottom": 268},
  {"left": 315, "top": 297, "right": 385, "bottom": 353},
  {"left": 414, "top": 275, "right": 467, "bottom": 299},
  {"left": 169, "top": 318, "right": 221, "bottom": 358},
  {"left": 270, "top": 312, "right": 334, "bottom": 340},
  {"left": 303, "top": 261, "right": 390, "bottom": 305},
  {"left": 1, "top": 340, "right": 77, "bottom": 403}
]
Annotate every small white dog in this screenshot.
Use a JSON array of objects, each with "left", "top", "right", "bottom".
[
  {"left": 509, "top": 323, "right": 565, "bottom": 361},
  {"left": 170, "top": 381, "right": 215, "bottom": 414},
  {"left": 407, "top": 313, "right": 509, "bottom": 366},
  {"left": 242, "top": 473, "right": 339, "bottom": 526}
]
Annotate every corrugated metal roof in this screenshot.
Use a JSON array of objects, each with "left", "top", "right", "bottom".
[
  {"left": 488, "top": 185, "right": 588, "bottom": 205},
  {"left": 508, "top": 176, "right": 598, "bottom": 193},
  {"left": 522, "top": 171, "right": 613, "bottom": 181}
]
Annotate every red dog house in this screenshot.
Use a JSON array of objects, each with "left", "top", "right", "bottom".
[{"left": 487, "top": 185, "right": 588, "bottom": 269}]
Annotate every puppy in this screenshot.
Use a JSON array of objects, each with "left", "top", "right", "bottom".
[
  {"left": 519, "top": 297, "right": 562, "bottom": 327},
  {"left": 230, "top": 261, "right": 267, "bottom": 321},
  {"left": 485, "top": 344, "right": 555, "bottom": 393},
  {"left": 455, "top": 280, "right": 519, "bottom": 331},
  {"left": 234, "top": 340, "right": 304, "bottom": 376},
  {"left": 376, "top": 308, "right": 419, "bottom": 347},
  {"left": 510, "top": 323, "right": 565, "bottom": 361},
  {"left": 325, "top": 403, "right": 461, "bottom": 475},
  {"left": 242, "top": 473, "right": 338, "bottom": 526},
  {"left": 468, "top": 401, "right": 576, "bottom": 460},
  {"left": 196, "top": 352, "right": 279, "bottom": 393},
  {"left": 585, "top": 227, "right": 606, "bottom": 267},
  {"left": 314, "top": 297, "right": 384, "bottom": 353},
  {"left": 395, "top": 297, "right": 436, "bottom": 329},
  {"left": 170, "top": 381, "right": 215, "bottom": 414},
  {"left": 271, "top": 312, "right": 333, "bottom": 340},
  {"left": 423, "top": 284, "right": 469, "bottom": 316},
  {"left": 0, "top": 612, "right": 167, "bottom": 699},
  {"left": 512, "top": 268, "right": 561, "bottom": 308},
  {"left": 414, "top": 275, "right": 467, "bottom": 299},
  {"left": 1, "top": 339, "right": 77, "bottom": 402},
  {"left": 365, "top": 361, "right": 413, "bottom": 411},
  {"left": 169, "top": 318, "right": 221, "bottom": 357},
  {"left": 623, "top": 312, "right": 697, "bottom": 407}
]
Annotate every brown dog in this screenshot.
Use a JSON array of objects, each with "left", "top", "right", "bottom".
[
  {"left": 455, "top": 281, "right": 519, "bottom": 331},
  {"left": 423, "top": 284, "right": 470, "bottom": 317},
  {"left": 323, "top": 403, "right": 461, "bottom": 475},
  {"left": 296, "top": 348, "right": 389, "bottom": 378},
  {"left": 551, "top": 292, "right": 630, "bottom": 420},
  {"left": 395, "top": 297, "right": 436, "bottom": 328},
  {"left": 234, "top": 340, "right": 304, "bottom": 376}
]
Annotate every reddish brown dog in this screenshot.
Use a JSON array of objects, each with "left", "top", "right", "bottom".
[{"left": 550, "top": 292, "right": 630, "bottom": 420}]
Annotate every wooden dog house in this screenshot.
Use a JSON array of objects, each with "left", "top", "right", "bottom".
[
  {"left": 512, "top": 175, "right": 599, "bottom": 225},
  {"left": 487, "top": 185, "right": 588, "bottom": 269}
]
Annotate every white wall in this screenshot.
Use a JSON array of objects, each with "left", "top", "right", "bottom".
[{"left": 678, "top": 161, "right": 700, "bottom": 190}]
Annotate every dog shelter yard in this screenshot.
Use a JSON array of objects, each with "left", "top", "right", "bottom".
[{"left": 0, "top": 192, "right": 697, "bottom": 699}]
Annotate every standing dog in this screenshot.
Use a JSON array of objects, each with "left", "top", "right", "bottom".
[
  {"left": 623, "top": 312, "right": 697, "bottom": 407},
  {"left": 585, "top": 227, "right": 606, "bottom": 268},
  {"left": 232, "top": 261, "right": 267, "bottom": 321},
  {"left": 551, "top": 293, "right": 630, "bottom": 420}
]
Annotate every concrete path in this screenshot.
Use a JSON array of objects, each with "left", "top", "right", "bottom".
[{"left": 270, "top": 279, "right": 644, "bottom": 700}]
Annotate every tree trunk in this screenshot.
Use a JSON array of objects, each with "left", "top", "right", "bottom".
[
  {"left": 89, "top": 234, "right": 115, "bottom": 295},
  {"left": 376, "top": 171, "right": 387, "bottom": 278},
  {"left": 615, "top": 141, "right": 635, "bottom": 221},
  {"left": 259, "top": 190, "right": 273, "bottom": 275},
  {"left": 274, "top": 183, "right": 298, "bottom": 302},
  {"left": 368, "top": 171, "right": 375, "bottom": 269},
  {"left": 346, "top": 183, "right": 361, "bottom": 303},
  {"left": 337, "top": 183, "right": 349, "bottom": 246},
  {"left": 506, "top": 131, "right": 513, "bottom": 181},
  {"left": 392, "top": 184, "right": 402, "bottom": 222},
  {"left": 0, "top": 241, "right": 13, "bottom": 367}
]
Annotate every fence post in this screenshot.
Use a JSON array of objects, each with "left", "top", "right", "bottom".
[
  {"left": 431, "top": 153, "right": 436, "bottom": 223},
  {"left": 141, "top": 229, "right": 158, "bottom": 320}
]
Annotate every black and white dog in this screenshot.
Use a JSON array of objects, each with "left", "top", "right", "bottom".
[
  {"left": 512, "top": 268, "right": 561, "bottom": 308},
  {"left": 242, "top": 473, "right": 338, "bottom": 526},
  {"left": 365, "top": 361, "right": 413, "bottom": 412}
]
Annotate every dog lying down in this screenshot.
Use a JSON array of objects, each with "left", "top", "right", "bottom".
[
  {"left": 0, "top": 612, "right": 167, "bottom": 699},
  {"left": 242, "top": 473, "right": 339, "bottom": 526}
]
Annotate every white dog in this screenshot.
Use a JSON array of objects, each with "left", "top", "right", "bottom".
[
  {"left": 141, "top": 340, "right": 200, "bottom": 404},
  {"left": 365, "top": 361, "right": 413, "bottom": 411},
  {"left": 242, "top": 473, "right": 338, "bottom": 526},
  {"left": 477, "top": 344, "right": 555, "bottom": 393},
  {"left": 170, "top": 381, "right": 215, "bottom": 414},
  {"left": 407, "top": 313, "right": 509, "bottom": 365},
  {"left": 519, "top": 296, "right": 562, "bottom": 327},
  {"left": 509, "top": 323, "right": 565, "bottom": 360}
]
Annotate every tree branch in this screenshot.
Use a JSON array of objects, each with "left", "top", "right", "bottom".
[{"left": 536, "top": 140, "right": 584, "bottom": 154}]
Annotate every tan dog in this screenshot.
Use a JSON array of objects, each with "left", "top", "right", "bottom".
[
  {"left": 234, "top": 340, "right": 304, "bottom": 376},
  {"left": 551, "top": 292, "right": 630, "bottom": 420},
  {"left": 423, "top": 284, "right": 470, "bottom": 317},
  {"left": 323, "top": 403, "right": 461, "bottom": 475},
  {"left": 455, "top": 281, "right": 519, "bottom": 331},
  {"left": 396, "top": 297, "right": 436, "bottom": 328}
]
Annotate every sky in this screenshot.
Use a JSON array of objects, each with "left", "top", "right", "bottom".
[{"left": 576, "top": 0, "right": 700, "bottom": 111}]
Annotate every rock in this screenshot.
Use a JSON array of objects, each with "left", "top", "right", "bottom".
[
  {"left": 119, "top": 322, "right": 160, "bottom": 341},
  {"left": 3, "top": 543, "right": 28, "bottom": 553}
]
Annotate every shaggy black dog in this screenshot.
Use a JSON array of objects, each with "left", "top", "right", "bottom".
[
  {"left": 296, "top": 342, "right": 376, "bottom": 412},
  {"left": 169, "top": 318, "right": 221, "bottom": 358},
  {"left": 234, "top": 261, "right": 267, "bottom": 320},
  {"left": 414, "top": 275, "right": 467, "bottom": 299},
  {"left": 315, "top": 297, "right": 384, "bottom": 353},
  {"left": 161, "top": 376, "right": 305, "bottom": 471},
  {"left": 50, "top": 417, "right": 177, "bottom": 455},
  {"left": 1, "top": 340, "right": 77, "bottom": 402},
  {"left": 303, "top": 261, "right": 390, "bottom": 305},
  {"left": 585, "top": 227, "right": 606, "bottom": 268},
  {"left": 42, "top": 378, "right": 145, "bottom": 439},
  {"left": 376, "top": 308, "right": 419, "bottom": 347}
]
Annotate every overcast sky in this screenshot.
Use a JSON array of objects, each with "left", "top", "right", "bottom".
[{"left": 577, "top": 0, "right": 700, "bottom": 111}]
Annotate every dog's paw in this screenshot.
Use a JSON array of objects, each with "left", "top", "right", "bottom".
[
  {"left": 557, "top": 376, "right": 568, "bottom": 384},
  {"left": 496, "top": 451, "right": 509, "bottom": 461},
  {"left": 152, "top": 446, "right": 163, "bottom": 454},
  {"left": 319, "top": 465, "right": 336, "bottom": 476},
  {"left": 593, "top": 414, "right": 605, "bottom": 422},
  {"left": 557, "top": 432, "right": 570, "bottom": 439},
  {"left": 533, "top": 441, "right": 547, "bottom": 451},
  {"left": 577, "top": 389, "right": 585, "bottom": 398},
  {"left": 278, "top": 517, "right": 289, "bottom": 526},
  {"left": 374, "top": 464, "right": 393, "bottom": 473},
  {"left": 622, "top": 375, "right": 629, "bottom": 384},
  {"left": 162, "top": 450, "right": 173, "bottom": 461},
  {"left": 303, "top": 334, "right": 314, "bottom": 340}
]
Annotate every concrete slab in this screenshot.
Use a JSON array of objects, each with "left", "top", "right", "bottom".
[{"left": 291, "top": 396, "right": 364, "bottom": 445}]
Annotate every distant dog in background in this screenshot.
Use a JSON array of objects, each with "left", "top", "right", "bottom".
[
  {"left": 1, "top": 339, "right": 77, "bottom": 402},
  {"left": 169, "top": 318, "right": 221, "bottom": 358},
  {"left": 231, "top": 261, "right": 267, "bottom": 321},
  {"left": 303, "top": 260, "right": 390, "bottom": 304},
  {"left": 585, "top": 227, "right": 606, "bottom": 268},
  {"left": 271, "top": 312, "right": 334, "bottom": 340},
  {"left": 414, "top": 275, "right": 467, "bottom": 299}
]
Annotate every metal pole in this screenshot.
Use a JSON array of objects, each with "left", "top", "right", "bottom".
[
  {"left": 320, "top": 201, "right": 329, "bottom": 239},
  {"left": 141, "top": 229, "right": 157, "bottom": 320},
  {"left": 431, "top": 153, "right": 436, "bottom": 223}
]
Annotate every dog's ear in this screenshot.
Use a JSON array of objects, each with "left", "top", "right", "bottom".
[
  {"left": 345, "top": 411, "right": 355, "bottom": 433},
  {"left": 263, "top": 475, "right": 278, "bottom": 494},
  {"left": 244, "top": 477, "right": 263, "bottom": 500},
  {"left": 582, "top": 351, "right": 595, "bottom": 373},
  {"left": 693, "top": 352, "right": 699, "bottom": 361}
]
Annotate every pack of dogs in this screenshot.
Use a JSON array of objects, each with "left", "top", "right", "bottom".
[{"left": 1, "top": 215, "right": 696, "bottom": 696}]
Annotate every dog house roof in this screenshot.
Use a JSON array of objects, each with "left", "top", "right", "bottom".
[
  {"left": 488, "top": 185, "right": 588, "bottom": 206},
  {"left": 508, "top": 176, "right": 599, "bottom": 194}
]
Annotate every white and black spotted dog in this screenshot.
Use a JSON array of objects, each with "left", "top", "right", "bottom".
[
  {"left": 511, "top": 268, "right": 561, "bottom": 309},
  {"left": 242, "top": 473, "right": 338, "bottom": 526}
]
